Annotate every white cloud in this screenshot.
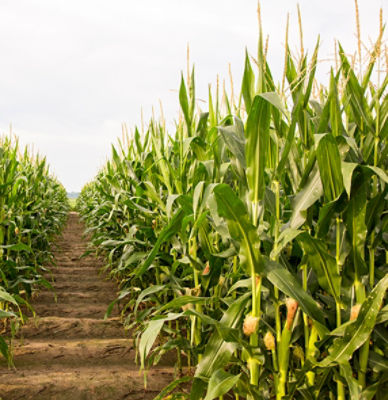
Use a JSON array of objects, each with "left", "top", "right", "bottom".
[{"left": 0, "top": 0, "right": 386, "bottom": 191}]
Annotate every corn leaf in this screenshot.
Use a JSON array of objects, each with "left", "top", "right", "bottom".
[
  {"left": 204, "top": 369, "right": 241, "bottom": 400},
  {"left": 245, "top": 95, "right": 271, "bottom": 206},
  {"left": 297, "top": 233, "right": 341, "bottom": 304},
  {"left": 195, "top": 293, "right": 250, "bottom": 381},
  {"left": 135, "top": 209, "right": 185, "bottom": 277},
  {"left": 289, "top": 168, "right": 323, "bottom": 229},
  {"left": 213, "top": 184, "right": 262, "bottom": 276},
  {"left": 316, "top": 133, "right": 344, "bottom": 202},
  {"left": 263, "top": 258, "right": 327, "bottom": 334},
  {"left": 241, "top": 49, "right": 255, "bottom": 112},
  {"left": 320, "top": 274, "right": 388, "bottom": 366}
]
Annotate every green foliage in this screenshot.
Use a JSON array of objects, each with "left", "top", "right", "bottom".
[
  {"left": 0, "top": 137, "right": 68, "bottom": 364},
  {"left": 77, "top": 18, "right": 388, "bottom": 400}
]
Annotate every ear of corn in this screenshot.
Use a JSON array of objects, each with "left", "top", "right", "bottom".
[{"left": 75, "top": 8, "right": 388, "bottom": 399}]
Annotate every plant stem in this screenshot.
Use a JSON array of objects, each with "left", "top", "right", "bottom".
[
  {"left": 277, "top": 325, "right": 291, "bottom": 400},
  {"left": 306, "top": 325, "right": 318, "bottom": 387},
  {"left": 335, "top": 217, "right": 345, "bottom": 400},
  {"left": 247, "top": 201, "right": 262, "bottom": 389},
  {"left": 355, "top": 279, "right": 368, "bottom": 387},
  {"left": 191, "top": 237, "right": 202, "bottom": 363},
  {"left": 232, "top": 255, "right": 238, "bottom": 300},
  {"left": 336, "top": 302, "right": 345, "bottom": 400},
  {"left": 249, "top": 275, "right": 261, "bottom": 386},
  {"left": 187, "top": 324, "right": 191, "bottom": 372},
  {"left": 176, "top": 319, "right": 182, "bottom": 374},
  {"left": 272, "top": 180, "right": 282, "bottom": 343},
  {"left": 270, "top": 180, "right": 281, "bottom": 395},
  {"left": 302, "top": 264, "right": 310, "bottom": 355},
  {"left": 271, "top": 347, "right": 279, "bottom": 394}
]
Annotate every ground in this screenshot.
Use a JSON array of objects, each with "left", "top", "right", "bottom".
[{"left": 0, "top": 213, "right": 176, "bottom": 400}]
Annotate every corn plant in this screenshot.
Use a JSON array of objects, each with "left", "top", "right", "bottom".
[
  {"left": 0, "top": 136, "right": 69, "bottom": 364},
  {"left": 78, "top": 8, "right": 388, "bottom": 399}
]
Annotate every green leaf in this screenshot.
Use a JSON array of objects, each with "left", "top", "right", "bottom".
[
  {"left": 303, "top": 37, "right": 320, "bottom": 108},
  {"left": 363, "top": 165, "right": 388, "bottom": 184},
  {"left": 263, "top": 259, "right": 327, "bottom": 334},
  {"left": 213, "top": 184, "right": 262, "bottom": 276},
  {"left": 104, "top": 297, "right": 119, "bottom": 319},
  {"left": 135, "top": 285, "right": 165, "bottom": 314},
  {"left": 319, "top": 274, "right": 388, "bottom": 366},
  {"left": 276, "top": 100, "right": 301, "bottom": 176},
  {"left": 179, "top": 73, "right": 191, "bottom": 128},
  {"left": 270, "top": 228, "right": 302, "bottom": 259},
  {"left": 369, "top": 350, "right": 388, "bottom": 373},
  {"left": 204, "top": 369, "right": 241, "bottom": 400},
  {"left": 139, "top": 319, "right": 164, "bottom": 370},
  {"left": 152, "top": 376, "right": 193, "bottom": 400},
  {"left": 195, "top": 293, "right": 250, "bottom": 380},
  {"left": 297, "top": 233, "right": 341, "bottom": 304},
  {"left": 139, "top": 313, "right": 182, "bottom": 370},
  {"left": 245, "top": 95, "right": 271, "bottom": 205},
  {"left": 316, "top": 133, "right": 344, "bottom": 202},
  {"left": 259, "top": 92, "right": 287, "bottom": 116},
  {"left": 341, "top": 162, "right": 358, "bottom": 198},
  {"left": 0, "top": 310, "right": 17, "bottom": 318},
  {"left": 345, "top": 172, "right": 368, "bottom": 278},
  {"left": 166, "top": 194, "right": 181, "bottom": 219},
  {"left": 135, "top": 209, "right": 185, "bottom": 277},
  {"left": 339, "top": 44, "right": 374, "bottom": 132},
  {"left": 157, "top": 295, "right": 208, "bottom": 313},
  {"left": 241, "top": 49, "right": 255, "bottom": 112},
  {"left": 328, "top": 69, "right": 344, "bottom": 137},
  {"left": 218, "top": 118, "right": 246, "bottom": 168},
  {"left": 361, "top": 384, "right": 379, "bottom": 400},
  {"left": 193, "top": 181, "right": 206, "bottom": 220},
  {"left": 191, "top": 378, "right": 207, "bottom": 400},
  {"left": 289, "top": 168, "right": 323, "bottom": 229},
  {"left": 0, "top": 288, "right": 18, "bottom": 305},
  {"left": 339, "top": 362, "right": 362, "bottom": 399},
  {"left": 0, "top": 336, "right": 11, "bottom": 364},
  {"left": 1, "top": 242, "right": 32, "bottom": 253},
  {"left": 143, "top": 181, "right": 167, "bottom": 212},
  {"left": 341, "top": 163, "right": 388, "bottom": 200},
  {"left": 316, "top": 199, "right": 343, "bottom": 238},
  {"left": 376, "top": 304, "right": 388, "bottom": 324}
]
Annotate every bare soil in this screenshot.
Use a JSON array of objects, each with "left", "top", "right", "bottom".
[{"left": 0, "top": 212, "right": 176, "bottom": 400}]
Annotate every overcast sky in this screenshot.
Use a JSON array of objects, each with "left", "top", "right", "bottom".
[{"left": 0, "top": 0, "right": 386, "bottom": 192}]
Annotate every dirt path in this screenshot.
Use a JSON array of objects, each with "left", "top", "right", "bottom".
[{"left": 0, "top": 212, "right": 175, "bottom": 400}]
